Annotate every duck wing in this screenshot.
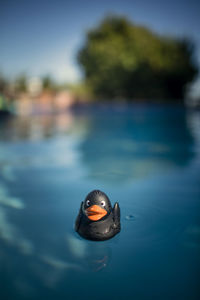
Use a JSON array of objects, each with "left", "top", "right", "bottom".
[{"left": 112, "top": 202, "right": 120, "bottom": 231}]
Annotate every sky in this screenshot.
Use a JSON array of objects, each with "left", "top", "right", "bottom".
[{"left": 0, "top": 0, "right": 200, "bottom": 89}]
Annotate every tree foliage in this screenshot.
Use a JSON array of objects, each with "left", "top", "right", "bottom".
[
  {"left": 15, "top": 74, "right": 28, "bottom": 93},
  {"left": 42, "top": 75, "right": 56, "bottom": 91},
  {"left": 78, "top": 16, "right": 198, "bottom": 100}
]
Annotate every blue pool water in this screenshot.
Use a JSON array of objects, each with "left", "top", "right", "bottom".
[{"left": 0, "top": 104, "right": 200, "bottom": 299}]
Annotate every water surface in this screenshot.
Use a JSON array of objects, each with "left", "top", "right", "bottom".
[{"left": 0, "top": 104, "right": 200, "bottom": 299}]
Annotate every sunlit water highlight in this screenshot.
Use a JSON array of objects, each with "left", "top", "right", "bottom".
[{"left": 0, "top": 104, "right": 200, "bottom": 299}]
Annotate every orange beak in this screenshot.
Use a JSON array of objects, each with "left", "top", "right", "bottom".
[{"left": 86, "top": 205, "right": 107, "bottom": 221}]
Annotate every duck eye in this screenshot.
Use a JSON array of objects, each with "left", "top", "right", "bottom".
[
  {"left": 86, "top": 200, "right": 90, "bottom": 206},
  {"left": 101, "top": 201, "right": 105, "bottom": 207}
]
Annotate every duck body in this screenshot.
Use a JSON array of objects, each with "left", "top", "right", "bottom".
[{"left": 75, "top": 190, "right": 120, "bottom": 241}]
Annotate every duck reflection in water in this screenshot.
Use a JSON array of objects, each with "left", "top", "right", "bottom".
[{"left": 67, "top": 233, "right": 112, "bottom": 272}]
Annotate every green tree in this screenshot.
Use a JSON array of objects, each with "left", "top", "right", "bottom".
[
  {"left": 78, "top": 16, "right": 198, "bottom": 101},
  {"left": 15, "top": 74, "right": 28, "bottom": 93},
  {"left": 0, "top": 73, "right": 8, "bottom": 94},
  {"left": 42, "top": 75, "right": 56, "bottom": 91}
]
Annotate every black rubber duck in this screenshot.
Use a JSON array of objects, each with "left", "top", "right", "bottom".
[{"left": 75, "top": 190, "right": 120, "bottom": 241}]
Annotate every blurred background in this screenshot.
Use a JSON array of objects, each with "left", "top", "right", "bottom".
[
  {"left": 0, "top": 0, "right": 200, "bottom": 111},
  {"left": 0, "top": 1, "right": 200, "bottom": 300}
]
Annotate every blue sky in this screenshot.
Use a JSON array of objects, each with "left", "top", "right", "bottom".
[{"left": 0, "top": 0, "right": 200, "bottom": 85}]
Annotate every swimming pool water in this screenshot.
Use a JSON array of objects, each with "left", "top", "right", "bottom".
[{"left": 0, "top": 104, "right": 200, "bottom": 299}]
